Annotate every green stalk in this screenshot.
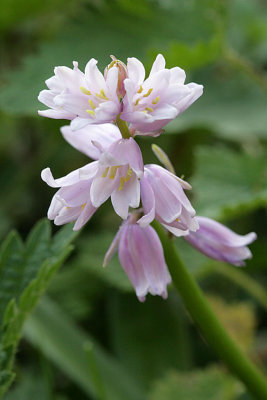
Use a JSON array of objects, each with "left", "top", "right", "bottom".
[
  {"left": 153, "top": 221, "right": 267, "bottom": 400},
  {"left": 116, "top": 115, "right": 131, "bottom": 139}
]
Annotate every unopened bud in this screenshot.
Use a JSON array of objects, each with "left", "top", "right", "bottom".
[{"left": 105, "top": 55, "right": 128, "bottom": 99}]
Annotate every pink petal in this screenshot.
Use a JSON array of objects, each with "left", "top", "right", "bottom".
[{"left": 149, "top": 54, "right": 166, "bottom": 77}]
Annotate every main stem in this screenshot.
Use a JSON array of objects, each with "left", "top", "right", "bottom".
[{"left": 153, "top": 222, "right": 267, "bottom": 400}]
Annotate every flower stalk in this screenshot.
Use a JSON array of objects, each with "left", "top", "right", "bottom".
[
  {"left": 153, "top": 221, "right": 267, "bottom": 400},
  {"left": 116, "top": 115, "right": 131, "bottom": 139}
]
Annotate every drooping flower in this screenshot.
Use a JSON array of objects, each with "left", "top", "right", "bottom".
[
  {"left": 104, "top": 214, "right": 171, "bottom": 302},
  {"left": 184, "top": 216, "right": 257, "bottom": 266},
  {"left": 38, "top": 59, "right": 122, "bottom": 130},
  {"left": 121, "top": 54, "right": 203, "bottom": 136},
  {"left": 138, "top": 164, "right": 198, "bottom": 236},
  {"left": 41, "top": 136, "right": 144, "bottom": 227}
]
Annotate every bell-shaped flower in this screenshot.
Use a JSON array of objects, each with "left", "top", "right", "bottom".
[
  {"left": 41, "top": 136, "right": 144, "bottom": 226},
  {"left": 121, "top": 54, "right": 203, "bottom": 136},
  {"left": 104, "top": 215, "right": 171, "bottom": 302},
  {"left": 184, "top": 216, "right": 257, "bottom": 266},
  {"left": 138, "top": 164, "right": 198, "bottom": 236},
  {"left": 38, "top": 59, "right": 122, "bottom": 130},
  {"left": 41, "top": 162, "right": 99, "bottom": 231}
]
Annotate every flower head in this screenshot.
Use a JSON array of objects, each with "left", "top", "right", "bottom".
[
  {"left": 38, "top": 59, "right": 121, "bottom": 130},
  {"left": 41, "top": 134, "right": 144, "bottom": 226},
  {"left": 38, "top": 54, "right": 203, "bottom": 137},
  {"left": 121, "top": 54, "right": 203, "bottom": 136},
  {"left": 104, "top": 214, "right": 171, "bottom": 302},
  {"left": 184, "top": 216, "right": 257, "bottom": 266},
  {"left": 138, "top": 164, "right": 198, "bottom": 236}
]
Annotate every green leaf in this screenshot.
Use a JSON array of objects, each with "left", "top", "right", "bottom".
[
  {"left": 166, "top": 70, "right": 267, "bottom": 140},
  {"left": 107, "top": 292, "right": 193, "bottom": 388},
  {"left": 24, "top": 296, "right": 145, "bottom": 400},
  {"left": 190, "top": 147, "right": 267, "bottom": 220},
  {"left": 0, "top": 220, "right": 77, "bottom": 397},
  {"left": 148, "top": 366, "right": 240, "bottom": 400},
  {"left": 4, "top": 371, "right": 51, "bottom": 400}
]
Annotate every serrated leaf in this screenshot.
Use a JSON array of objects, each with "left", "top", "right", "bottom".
[
  {"left": 0, "top": 220, "right": 77, "bottom": 397},
  {"left": 191, "top": 147, "right": 267, "bottom": 219}
]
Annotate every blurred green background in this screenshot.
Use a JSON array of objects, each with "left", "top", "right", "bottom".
[{"left": 0, "top": 0, "right": 267, "bottom": 399}]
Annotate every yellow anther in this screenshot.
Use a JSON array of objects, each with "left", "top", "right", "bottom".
[
  {"left": 109, "top": 166, "right": 118, "bottom": 179},
  {"left": 119, "top": 177, "right": 125, "bottom": 191},
  {"left": 96, "top": 89, "right": 109, "bottom": 101},
  {"left": 86, "top": 109, "right": 95, "bottom": 116},
  {"left": 143, "top": 88, "right": 153, "bottom": 97},
  {"left": 102, "top": 167, "right": 109, "bottom": 178},
  {"left": 135, "top": 98, "right": 140, "bottom": 106},
  {"left": 125, "top": 167, "right": 133, "bottom": 182},
  {"left": 176, "top": 218, "right": 179, "bottom": 222},
  {"left": 88, "top": 99, "right": 96, "bottom": 109},
  {"left": 145, "top": 107, "right": 153, "bottom": 112},
  {"left": 80, "top": 86, "right": 92, "bottom": 95},
  {"left": 152, "top": 96, "right": 160, "bottom": 104},
  {"left": 137, "top": 85, "right": 143, "bottom": 93},
  {"left": 81, "top": 203, "right": 86, "bottom": 211}
]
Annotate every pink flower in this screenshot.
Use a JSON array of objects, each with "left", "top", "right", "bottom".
[
  {"left": 104, "top": 215, "right": 171, "bottom": 302},
  {"left": 138, "top": 164, "right": 198, "bottom": 236},
  {"left": 41, "top": 137, "right": 144, "bottom": 227},
  {"left": 38, "top": 60, "right": 121, "bottom": 130},
  {"left": 184, "top": 216, "right": 257, "bottom": 266},
  {"left": 121, "top": 54, "right": 203, "bottom": 136},
  {"left": 38, "top": 55, "right": 203, "bottom": 136}
]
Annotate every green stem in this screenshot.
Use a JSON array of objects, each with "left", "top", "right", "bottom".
[
  {"left": 153, "top": 221, "right": 267, "bottom": 400},
  {"left": 116, "top": 115, "right": 131, "bottom": 139}
]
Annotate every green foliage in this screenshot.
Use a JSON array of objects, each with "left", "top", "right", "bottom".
[
  {"left": 191, "top": 147, "right": 267, "bottom": 220},
  {"left": 0, "top": 221, "right": 77, "bottom": 397},
  {"left": 148, "top": 366, "right": 240, "bottom": 400},
  {"left": 24, "top": 296, "right": 145, "bottom": 400},
  {"left": 107, "top": 292, "right": 192, "bottom": 388}
]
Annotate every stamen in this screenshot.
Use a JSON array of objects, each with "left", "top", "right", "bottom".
[
  {"left": 137, "top": 85, "right": 143, "bottom": 93},
  {"left": 152, "top": 96, "right": 160, "bottom": 104},
  {"left": 81, "top": 203, "right": 86, "bottom": 211},
  {"left": 88, "top": 99, "right": 96, "bottom": 109},
  {"left": 124, "top": 167, "right": 132, "bottom": 182},
  {"left": 109, "top": 166, "right": 118, "bottom": 179},
  {"left": 135, "top": 98, "right": 140, "bottom": 106},
  {"left": 86, "top": 109, "right": 95, "bottom": 116},
  {"left": 143, "top": 88, "right": 153, "bottom": 97},
  {"left": 119, "top": 177, "right": 125, "bottom": 191},
  {"left": 145, "top": 107, "right": 153, "bottom": 112},
  {"left": 96, "top": 89, "right": 109, "bottom": 100},
  {"left": 102, "top": 167, "right": 109, "bottom": 178},
  {"left": 80, "top": 86, "right": 92, "bottom": 95}
]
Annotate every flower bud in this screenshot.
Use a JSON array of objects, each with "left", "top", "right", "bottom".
[{"left": 105, "top": 55, "right": 128, "bottom": 99}]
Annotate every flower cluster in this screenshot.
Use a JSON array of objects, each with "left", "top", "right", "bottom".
[{"left": 39, "top": 55, "right": 256, "bottom": 301}]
